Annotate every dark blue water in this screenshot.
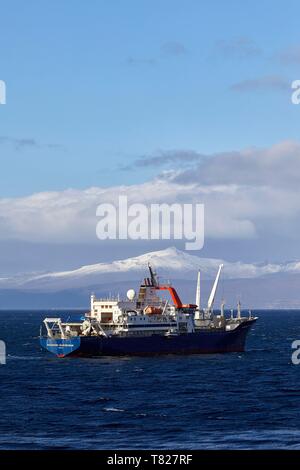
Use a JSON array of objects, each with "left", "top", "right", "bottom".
[{"left": 0, "top": 310, "right": 300, "bottom": 449}]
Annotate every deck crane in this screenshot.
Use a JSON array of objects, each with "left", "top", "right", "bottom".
[{"left": 207, "top": 264, "right": 224, "bottom": 314}]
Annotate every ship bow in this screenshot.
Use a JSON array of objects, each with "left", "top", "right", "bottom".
[{"left": 40, "top": 337, "right": 81, "bottom": 357}]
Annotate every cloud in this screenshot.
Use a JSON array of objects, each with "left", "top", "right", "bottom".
[
  {"left": 0, "top": 179, "right": 256, "bottom": 243},
  {"left": 0, "top": 136, "right": 38, "bottom": 150},
  {"left": 0, "top": 136, "right": 64, "bottom": 151},
  {"left": 125, "top": 57, "right": 156, "bottom": 67},
  {"left": 215, "top": 37, "right": 262, "bottom": 59},
  {"left": 1, "top": 141, "right": 300, "bottom": 247},
  {"left": 123, "top": 150, "right": 204, "bottom": 170},
  {"left": 169, "top": 140, "right": 300, "bottom": 188},
  {"left": 278, "top": 45, "right": 300, "bottom": 64},
  {"left": 125, "top": 41, "right": 187, "bottom": 67},
  {"left": 230, "top": 75, "right": 289, "bottom": 92},
  {"left": 161, "top": 41, "right": 187, "bottom": 56}
]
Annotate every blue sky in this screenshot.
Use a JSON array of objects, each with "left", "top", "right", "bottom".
[
  {"left": 1, "top": 0, "right": 300, "bottom": 273},
  {"left": 0, "top": 0, "right": 299, "bottom": 196}
]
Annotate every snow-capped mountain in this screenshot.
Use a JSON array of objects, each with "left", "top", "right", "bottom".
[{"left": 0, "top": 246, "right": 299, "bottom": 293}]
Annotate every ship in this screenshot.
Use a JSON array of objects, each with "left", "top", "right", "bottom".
[{"left": 40, "top": 264, "right": 257, "bottom": 357}]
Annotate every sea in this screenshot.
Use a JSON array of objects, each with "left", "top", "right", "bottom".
[{"left": 0, "top": 310, "right": 300, "bottom": 450}]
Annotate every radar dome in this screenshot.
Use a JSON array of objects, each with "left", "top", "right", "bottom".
[{"left": 127, "top": 289, "right": 136, "bottom": 301}]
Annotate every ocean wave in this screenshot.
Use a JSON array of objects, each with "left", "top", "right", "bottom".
[
  {"left": 103, "top": 407, "right": 125, "bottom": 413},
  {"left": 7, "top": 355, "right": 42, "bottom": 361}
]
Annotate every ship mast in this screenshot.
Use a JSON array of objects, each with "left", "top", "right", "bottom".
[
  {"left": 195, "top": 270, "right": 201, "bottom": 320},
  {"left": 148, "top": 263, "right": 159, "bottom": 287}
]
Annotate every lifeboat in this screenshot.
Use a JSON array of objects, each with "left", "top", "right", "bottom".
[{"left": 144, "top": 306, "right": 163, "bottom": 315}]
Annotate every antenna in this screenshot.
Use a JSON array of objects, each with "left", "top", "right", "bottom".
[
  {"left": 220, "top": 299, "right": 225, "bottom": 318},
  {"left": 237, "top": 300, "right": 241, "bottom": 319}
]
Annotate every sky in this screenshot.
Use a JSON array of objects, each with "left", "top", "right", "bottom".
[{"left": 1, "top": 0, "right": 300, "bottom": 274}]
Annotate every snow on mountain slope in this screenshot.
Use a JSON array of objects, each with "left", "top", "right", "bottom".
[{"left": 0, "top": 247, "right": 298, "bottom": 292}]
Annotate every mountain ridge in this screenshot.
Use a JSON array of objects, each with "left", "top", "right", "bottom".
[{"left": 1, "top": 246, "right": 300, "bottom": 293}]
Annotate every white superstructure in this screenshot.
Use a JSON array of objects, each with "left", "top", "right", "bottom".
[{"left": 42, "top": 264, "right": 255, "bottom": 341}]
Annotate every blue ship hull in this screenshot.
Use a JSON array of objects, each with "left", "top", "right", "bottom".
[{"left": 40, "top": 319, "right": 256, "bottom": 357}]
